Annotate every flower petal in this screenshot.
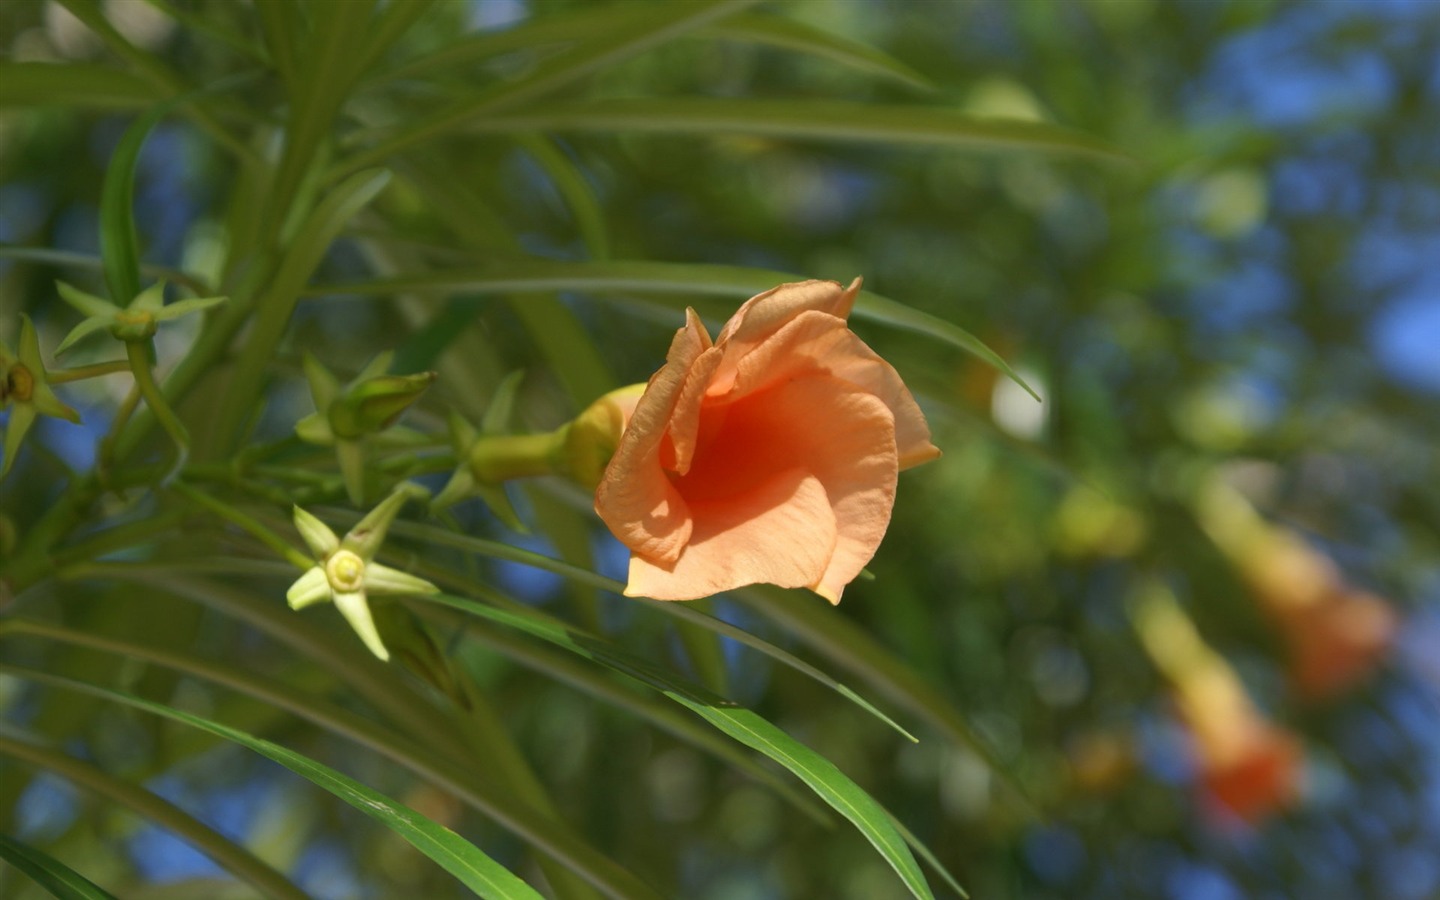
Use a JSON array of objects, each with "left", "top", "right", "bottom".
[
  {"left": 595, "top": 309, "right": 710, "bottom": 564},
  {"left": 626, "top": 468, "right": 836, "bottom": 600},
  {"left": 364, "top": 561, "right": 440, "bottom": 597},
  {"left": 129, "top": 281, "right": 167, "bottom": 314},
  {"left": 302, "top": 352, "right": 341, "bottom": 412},
  {"left": 55, "top": 281, "right": 116, "bottom": 318},
  {"left": 1, "top": 404, "right": 36, "bottom": 478},
  {"left": 714, "top": 278, "right": 859, "bottom": 350},
  {"left": 54, "top": 316, "right": 114, "bottom": 356},
  {"left": 333, "top": 589, "right": 390, "bottom": 661},
  {"left": 16, "top": 315, "right": 46, "bottom": 375},
  {"left": 293, "top": 506, "right": 340, "bottom": 558},
  {"left": 153, "top": 295, "right": 227, "bottom": 321},
  {"left": 726, "top": 310, "right": 940, "bottom": 469},
  {"left": 286, "top": 566, "right": 333, "bottom": 609},
  {"left": 28, "top": 380, "right": 81, "bottom": 425},
  {"left": 344, "top": 481, "right": 426, "bottom": 560},
  {"left": 680, "top": 372, "right": 899, "bottom": 604}
]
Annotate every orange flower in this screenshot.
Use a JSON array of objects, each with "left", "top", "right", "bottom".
[
  {"left": 1197, "top": 481, "right": 1397, "bottom": 700},
  {"left": 1175, "top": 661, "right": 1302, "bottom": 823},
  {"left": 596, "top": 278, "right": 940, "bottom": 602},
  {"left": 1135, "top": 585, "right": 1302, "bottom": 824}
]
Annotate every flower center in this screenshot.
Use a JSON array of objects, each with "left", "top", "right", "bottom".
[
  {"left": 325, "top": 549, "right": 366, "bottom": 592},
  {"left": 6, "top": 365, "right": 34, "bottom": 403}
]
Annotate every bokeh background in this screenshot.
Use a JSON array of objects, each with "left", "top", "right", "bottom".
[{"left": 4, "top": 1, "right": 1440, "bottom": 898}]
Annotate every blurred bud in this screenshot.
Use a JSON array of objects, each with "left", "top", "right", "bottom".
[
  {"left": 561, "top": 384, "right": 646, "bottom": 489},
  {"left": 1196, "top": 479, "right": 1397, "bottom": 701},
  {"left": 328, "top": 372, "right": 437, "bottom": 440}
]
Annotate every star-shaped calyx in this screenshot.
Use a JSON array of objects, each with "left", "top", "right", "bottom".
[
  {"left": 1, "top": 315, "right": 81, "bottom": 478},
  {"left": 55, "top": 280, "right": 226, "bottom": 352},
  {"left": 286, "top": 483, "right": 438, "bottom": 661}
]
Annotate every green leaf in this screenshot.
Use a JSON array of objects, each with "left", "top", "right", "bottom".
[
  {"left": 338, "top": 0, "right": 763, "bottom": 174},
  {"left": 381, "top": 516, "right": 920, "bottom": 739},
  {"left": 2, "top": 667, "right": 546, "bottom": 900},
  {"left": 447, "top": 609, "right": 833, "bottom": 826},
  {"left": 311, "top": 258, "right": 1037, "bottom": 398},
  {"left": 640, "top": 598, "right": 918, "bottom": 743},
  {"left": 738, "top": 585, "right": 1040, "bottom": 819},
  {"left": 0, "top": 834, "right": 119, "bottom": 900},
  {"left": 419, "top": 591, "right": 937, "bottom": 900},
  {"left": 369, "top": 7, "right": 929, "bottom": 92},
  {"left": 0, "top": 63, "right": 160, "bottom": 109},
  {"left": 100, "top": 106, "right": 168, "bottom": 307},
  {"left": 53, "top": 567, "right": 662, "bottom": 898},
  {"left": 457, "top": 98, "right": 1131, "bottom": 164},
  {"left": 1, "top": 612, "right": 656, "bottom": 900},
  {"left": 0, "top": 730, "right": 307, "bottom": 900},
  {"left": 515, "top": 134, "right": 611, "bottom": 259},
  {"left": 708, "top": 13, "right": 935, "bottom": 91}
]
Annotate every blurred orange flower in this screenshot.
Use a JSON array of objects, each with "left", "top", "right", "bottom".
[
  {"left": 1136, "top": 585, "right": 1303, "bottom": 823},
  {"left": 596, "top": 278, "right": 940, "bottom": 602},
  {"left": 1175, "top": 660, "right": 1303, "bottom": 823},
  {"left": 1198, "top": 481, "right": 1397, "bottom": 700}
]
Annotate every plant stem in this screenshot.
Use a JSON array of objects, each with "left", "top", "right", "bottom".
[
  {"left": 126, "top": 339, "right": 189, "bottom": 477},
  {"left": 169, "top": 480, "right": 312, "bottom": 570},
  {"left": 48, "top": 360, "right": 130, "bottom": 384}
]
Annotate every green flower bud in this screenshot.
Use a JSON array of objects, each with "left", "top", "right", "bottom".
[
  {"left": 560, "top": 384, "right": 646, "bottom": 489},
  {"left": 327, "top": 372, "right": 437, "bottom": 440}
]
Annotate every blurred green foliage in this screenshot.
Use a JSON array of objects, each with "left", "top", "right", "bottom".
[{"left": 3, "top": 1, "right": 1440, "bottom": 899}]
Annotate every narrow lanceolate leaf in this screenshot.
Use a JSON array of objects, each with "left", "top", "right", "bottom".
[
  {"left": 310, "top": 259, "right": 1037, "bottom": 399},
  {"left": 2, "top": 669, "right": 546, "bottom": 900},
  {"left": 338, "top": 0, "right": 762, "bottom": 174},
  {"left": 381, "top": 517, "right": 915, "bottom": 738},
  {"left": 0, "top": 63, "right": 160, "bottom": 109},
  {"left": 420, "top": 592, "right": 938, "bottom": 900},
  {"left": 0, "top": 834, "right": 119, "bottom": 900},
  {"left": 372, "top": 7, "right": 929, "bottom": 92},
  {"left": 460, "top": 98, "right": 1130, "bottom": 163},
  {"left": 100, "top": 106, "right": 170, "bottom": 307},
  {"left": 706, "top": 13, "right": 935, "bottom": 91}
]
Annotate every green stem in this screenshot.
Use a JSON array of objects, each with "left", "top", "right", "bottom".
[
  {"left": 169, "top": 481, "right": 312, "bottom": 570},
  {"left": 0, "top": 733, "right": 307, "bottom": 900},
  {"left": 48, "top": 360, "right": 130, "bottom": 384},
  {"left": 126, "top": 339, "right": 189, "bottom": 476},
  {"left": 98, "top": 384, "right": 141, "bottom": 480},
  {"left": 470, "top": 429, "right": 566, "bottom": 483}
]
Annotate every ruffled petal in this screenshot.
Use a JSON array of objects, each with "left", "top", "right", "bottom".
[
  {"left": 715, "top": 278, "right": 859, "bottom": 348},
  {"left": 707, "top": 279, "right": 861, "bottom": 394},
  {"left": 725, "top": 310, "right": 939, "bottom": 469},
  {"left": 626, "top": 468, "right": 836, "bottom": 600},
  {"left": 595, "top": 309, "right": 710, "bottom": 564}
]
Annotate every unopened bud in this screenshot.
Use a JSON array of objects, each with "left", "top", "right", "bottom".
[
  {"left": 561, "top": 384, "right": 646, "bottom": 489},
  {"left": 328, "top": 372, "right": 437, "bottom": 439}
]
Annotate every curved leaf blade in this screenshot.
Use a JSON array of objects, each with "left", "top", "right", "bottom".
[
  {"left": 0, "top": 834, "right": 119, "bottom": 900},
  {"left": 1, "top": 667, "right": 546, "bottom": 900},
  {"left": 462, "top": 98, "right": 1130, "bottom": 163},
  {"left": 311, "top": 258, "right": 1037, "bottom": 399},
  {"left": 339, "top": 0, "right": 762, "bottom": 174},
  {"left": 0, "top": 63, "right": 160, "bottom": 109},
  {"left": 419, "top": 591, "right": 938, "bottom": 900}
]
